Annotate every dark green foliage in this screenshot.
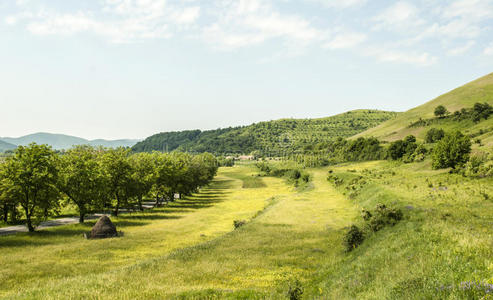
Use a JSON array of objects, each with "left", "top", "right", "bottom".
[
  {"left": 256, "top": 162, "right": 311, "bottom": 187},
  {"left": 472, "top": 102, "right": 493, "bottom": 122},
  {"left": 132, "top": 110, "right": 397, "bottom": 155},
  {"left": 287, "top": 280, "right": 304, "bottom": 300},
  {"left": 217, "top": 157, "right": 234, "bottom": 167},
  {"left": 343, "top": 225, "right": 365, "bottom": 252},
  {"left": 434, "top": 105, "right": 449, "bottom": 118},
  {"left": 432, "top": 131, "right": 471, "bottom": 169},
  {"left": 365, "top": 203, "right": 403, "bottom": 232},
  {"left": 234, "top": 220, "right": 246, "bottom": 229},
  {"left": 387, "top": 135, "right": 417, "bottom": 161},
  {"left": 425, "top": 128, "right": 445, "bottom": 143}
]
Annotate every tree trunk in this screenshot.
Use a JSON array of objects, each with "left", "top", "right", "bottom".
[
  {"left": 114, "top": 193, "right": 120, "bottom": 216},
  {"left": 138, "top": 195, "right": 143, "bottom": 211},
  {"left": 24, "top": 207, "right": 34, "bottom": 232},
  {"left": 79, "top": 211, "right": 85, "bottom": 223},
  {"left": 2, "top": 205, "right": 8, "bottom": 223}
]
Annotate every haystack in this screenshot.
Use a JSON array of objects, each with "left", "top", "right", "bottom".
[{"left": 90, "top": 216, "right": 118, "bottom": 239}]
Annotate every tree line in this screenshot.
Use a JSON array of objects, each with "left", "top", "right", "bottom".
[{"left": 0, "top": 144, "right": 218, "bottom": 232}]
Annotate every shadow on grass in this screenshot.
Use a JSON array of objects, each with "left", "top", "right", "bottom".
[{"left": 0, "top": 178, "right": 235, "bottom": 247}]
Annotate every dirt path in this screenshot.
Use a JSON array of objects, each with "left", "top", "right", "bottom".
[{"left": 0, "top": 202, "right": 156, "bottom": 236}]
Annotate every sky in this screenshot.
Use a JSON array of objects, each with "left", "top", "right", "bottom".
[{"left": 1, "top": 0, "right": 493, "bottom": 140}]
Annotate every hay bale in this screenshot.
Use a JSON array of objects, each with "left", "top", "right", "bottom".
[{"left": 90, "top": 216, "right": 118, "bottom": 239}]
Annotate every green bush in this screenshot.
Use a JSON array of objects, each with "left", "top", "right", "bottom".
[
  {"left": 425, "top": 128, "right": 445, "bottom": 143},
  {"left": 287, "top": 280, "right": 304, "bottom": 300},
  {"left": 343, "top": 225, "right": 365, "bottom": 252},
  {"left": 365, "top": 203, "right": 403, "bottom": 232},
  {"left": 388, "top": 135, "right": 417, "bottom": 161},
  {"left": 432, "top": 131, "right": 471, "bottom": 169}
]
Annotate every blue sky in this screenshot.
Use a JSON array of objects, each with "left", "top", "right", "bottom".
[{"left": 1, "top": 0, "right": 493, "bottom": 139}]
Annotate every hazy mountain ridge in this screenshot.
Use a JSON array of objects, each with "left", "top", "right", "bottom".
[{"left": 0, "top": 132, "right": 140, "bottom": 151}]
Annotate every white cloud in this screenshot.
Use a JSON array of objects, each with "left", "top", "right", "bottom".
[
  {"left": 201, "top": 0, "right": 327, "bottom": 50},
  {"left": 484, "top": 43, "right": 493, "bottom": 55},
  {"left": 325, "top": 32, "right": 366, "bottom": 49},
  {"left": 365, "top": 47, "right": 437, "bottom": 66},
  {"left": 169, "top": 6, "right": 200, "bottom": 24},
  {"left": 447, "top": 40, "right": 475, "bottom": 56},
  {"left": 310, "top": 0, "right": 367, "bottom": 9},
  {"left": 373, "top": 1, "right": 423, "bottom": 30},
  {"left": 442, "top": 0, "right": 493, "bottom": 21}
]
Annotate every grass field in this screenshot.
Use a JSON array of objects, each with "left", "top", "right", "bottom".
[{"left": 2, "top": 162, "right": 493, "bottom": 299}]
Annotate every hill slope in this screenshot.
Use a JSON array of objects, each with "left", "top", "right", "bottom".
[
  {"left": 0, "top": 140, "right": 17, "bottom": 152},
  {"left": 133, "top": 110, "right": 398, "bottom": 154},
  {"left": 354, "top": 73, "right": 493, "bottom": 146},
  {"left": 0, "top": 133, "right": 140, "bottom": 150}
]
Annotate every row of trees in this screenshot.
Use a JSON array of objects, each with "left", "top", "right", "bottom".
[{"left": 0, "top": 144, "right": 218, "bottom": 232}]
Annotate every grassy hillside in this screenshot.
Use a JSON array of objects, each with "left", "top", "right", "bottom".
[
  {"left": 354, "top": 73, "right": 493, "bottom": 147},
  {"left": 0, "top": 133, "right": 140, "bottom": 150},
  {"left": 1, "top": 162, "right": 492, "bottom": 298},
  {"left": 133, "top": 110, "right": 398, "bottom": 155}
]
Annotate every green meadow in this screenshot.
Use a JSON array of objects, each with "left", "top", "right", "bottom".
[{"left": 2, "top": 160, "right": 492, "bottom": 299}]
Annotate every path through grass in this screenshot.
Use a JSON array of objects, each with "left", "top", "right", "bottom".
[{"left": 1, "top": 166, "right": 358, "bottom": 299}]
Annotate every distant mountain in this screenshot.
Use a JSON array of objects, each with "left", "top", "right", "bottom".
[
  {"left": 0, "top": 133, "right": 140, "bottom": 150},
  {"left": 0, "top": 140, "right": 17, "bottom": 152},
  {"left": 133, "top": 110, "right": 398, "bottom": 155}
]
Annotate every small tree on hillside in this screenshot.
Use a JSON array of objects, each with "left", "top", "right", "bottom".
[
  {"left": 434, "top": 105, "right": 449, "bottom": 118},
  {"left": 432, "top": 131, "right": 471, "bottom": 169},
  {"left": 3, "top": 143, "right": 60, "bottom": 232},
  {"left": 425, "top": 128, "right": 445, "bottom": 143}
]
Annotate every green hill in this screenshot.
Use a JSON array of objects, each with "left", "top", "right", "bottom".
[
  {"left": 133, "top": 110, "right": 398, "bottom": 154},
  {"left": 0, "top": 133, "right": 140, "bottom": 150},
  {"left": 354, "top": 73, "right": 493, "bottom": 147}
]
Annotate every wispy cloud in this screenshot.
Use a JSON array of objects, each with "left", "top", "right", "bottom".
[
  {"left": 372, "top": 1, "right": 424, "bottom": 31},
  {"left": 325, "top": 32, "right": 366, "bottom": 49},
  {"left": 4, "top": 0, "right": 493, "bottom": 66},
  {"left": 484, "top": 43, "right": 493, "bottom": 55},
  {"left": 447, "top": 40, "right": 476, "bottom": 56}
]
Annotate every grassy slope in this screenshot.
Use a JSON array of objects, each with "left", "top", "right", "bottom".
[
  {"left": 313, "top": 160, "right": 493, "bottom": 299},
  {"left": 354, "top": 73, "right": 493, "bottom": 146}
]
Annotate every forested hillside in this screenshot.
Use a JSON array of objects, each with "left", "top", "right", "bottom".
[{"left": 133, "top": 110, "right": 398, "bottom": 155}]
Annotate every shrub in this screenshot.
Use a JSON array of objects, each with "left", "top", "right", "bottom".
[
  {"left": 463, "top": 153, "right": 493, "bottom": 177},
  {"left": 432, "top": 131, "right": 471, "bottom": 169},
  {"left": 425, "top": 128, "right": 445, "bottom": 143},
  {"left": 233, "top": 220, "right": 246, "bottom": 229},
  {"left": 388, "top": 135, "right": 417, "bottom": 161},
  {"left": 410, "top": 144, "right": 427, "bottom": 162},
  {"left": 287, "top": 280, "right": 304, "bottom": 300},
  {"left": 366, "top": 203, "right": 403, "bottom": 232},
  {"left": 472, "top": 102, "right": 493, "bottom": 122},
  {"left": 343, "top": 225, "right": 365, "bottom": 252}
]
